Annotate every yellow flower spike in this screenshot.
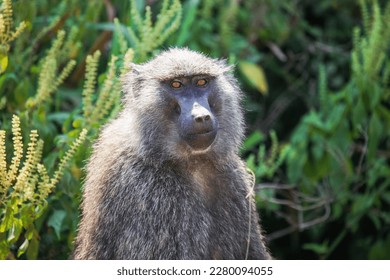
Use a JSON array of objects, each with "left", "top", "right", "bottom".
[
  {"left": 0, "top": 130, "right": 7, "bottom": 192},
  {"left": 6, "top": 115, "right": 23, "bottom": 187}
]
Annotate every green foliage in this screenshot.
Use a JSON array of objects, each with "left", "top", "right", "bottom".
[
  {"left": 0, "top": 115, "right": 86, "bottom": 259},
  {"left": 234, "top": 0, "right": 390, "bottom": 260},
  {"left": 25, "top": 30, "right": 76, "bottom": 110},
  {"left": 254, "top": 0, "right": 390, "bottom": 259},
  {"left": 80, "top": 50, "right": 126, "bottom": 131},
  {"left": 0, "top": 0, "right": 389, "bottom": 260},
  {"left": 0, "top": 0, "right": 179, "bottom": 259},
  {"left": 238, "top": 61, "right": 268, "bottom": 95},
  {"left": 243, "top": 130, "right": 288, "bottom": 180},
  {"left": 0, "top": 0, "right": 26, "bottom": 74},
  {"left": 114, "top": 0, "right": 182, "bottom": 62}
]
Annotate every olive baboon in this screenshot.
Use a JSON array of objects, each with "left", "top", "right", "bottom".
[{"left": 73, "top": 48, "right": 271, "bottom": 260}]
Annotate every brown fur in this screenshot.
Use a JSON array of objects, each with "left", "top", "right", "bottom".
[{"left": 73, "top": 48, "right": 271, "bottom": 260}]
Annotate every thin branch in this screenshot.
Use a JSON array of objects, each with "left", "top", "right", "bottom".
[
  {"left": 267, "top": 226, "right": 296, "bottom": 241},
  {"left": 299, "top": 201, "right": 331, "bottom": 231},
  {"left": 266, "top": 41, "right": 287, "bottom": 62},
  {"left": 257, "top": 182, "right": 332, "bottom": 241}
]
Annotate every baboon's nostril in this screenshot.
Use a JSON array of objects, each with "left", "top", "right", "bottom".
[{"left": 195, "top": 114, "right": 211, "bottom": 123}]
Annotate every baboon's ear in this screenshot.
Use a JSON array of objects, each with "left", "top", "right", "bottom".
[
  {"left": 122, "top": 63, "right": 142, "bottom": 87},
  {"left": 129, "top": 63, "right": 144, "bottom": 76},
  {"left": 122, "top": 63, "right": 143, "bottom": 100}
]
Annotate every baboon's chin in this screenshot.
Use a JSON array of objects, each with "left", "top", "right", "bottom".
[{"left": 183, "top": 130, "right": 217, "bottom": 152}]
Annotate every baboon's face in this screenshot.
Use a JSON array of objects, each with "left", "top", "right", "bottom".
[
  {"left": 124, "top": 48, "right": 243, "bottom": 160},
  {"left": 161, "top": 75, "right": 219, "bottom": 151}
]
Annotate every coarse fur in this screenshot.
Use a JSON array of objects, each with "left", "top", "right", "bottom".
[{"left": 73, "top": 48, "right": 272, "bottom": 260}]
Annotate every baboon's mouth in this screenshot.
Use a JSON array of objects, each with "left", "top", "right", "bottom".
[
  {"left": 189, "top": 129, "right": 214, "bottom": 136},
  {"left": 183, "top": 129, "right": 217, "bottom": 150}
]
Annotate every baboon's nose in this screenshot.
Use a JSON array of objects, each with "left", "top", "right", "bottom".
[
  {"left": 194, "top": 113, "right": 211, "bottom": 123},
  {"left": 192, "top": 105, "right": 213, "bottom": 134}
]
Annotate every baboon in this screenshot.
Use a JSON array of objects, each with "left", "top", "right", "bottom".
[{"left": 73, "top": 48, "right": 271, "bottom": 260}]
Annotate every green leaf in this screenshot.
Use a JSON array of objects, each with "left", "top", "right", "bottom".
[
  {"left": 377, "top": 104, "right": 390, "bottom": 130},
  {"left": 332, "top": 203, "right": 343, "bottom": 219},
  {"left": 7, "top": 220, "right": 23, "bottom": 244},
  {"left": 48, "top": 210, "right": 67, "bottom": 239},
  {"left": 0, "top": 53, "right": 8, "bottom": 74},
  {"left": 325, "top": 104, "right": 345, "bottom": 131},
  {"left": 303, "top": 153, "right": 330, "bottom": 182},
  {"left": 368, "top": 237, "right": 390, "bottom": 260},
  {"left": 0, "top": 72, "right": 17, "bottom": 94},
  {"left": 26, "top": 231, "right": 39, "bottom": 260},
  {"left": 286, "top": 146, "right": 307, "bottom": 183},
  {"left": 367, "top": 112, "right": 382, "bottom": 161},
  {"left": 241, "top": 130, "right": 264, "bottom": 153},
  {"left": 176, "top": 0, "right": 200, "bottom": 46},
  {"left": 25, "top": 225, "right": 35, "bottom": 240},
  {"left": 351, "top": 194, "right": 375, "bottom": 217},
  {"left": 0, "top": 239, "right": 11, "bottom": 259},
  {"left": 368, "top": 211, "right": 381, "bottom": 230},
  {"left": 352, "top": 98, "right": 366, "bottom": 128},
  {"left": 0, "top": 208, "right": 14, "bottom": 232},
  {"left": 20, "top": 206, "right": 34, "bottom": 227},
  {"left": 238, "top": 61, "right": 268, "bottom": 95},
  {"left": 17, "top": 238, "right": 29, "bottom": 258},
  {"left": 303, "top": 242, "right": 329, "bottom": 255},
  {"left": 14, "top": 77, "right": 31, "bottom": 106},
  {"left": 48, "top": 112, "right": 72, "bottom": 124},
  {"left": 311, "top": 137, "right": 324, "bottom": 161},
  {"left": 246, "top": 154, "right": 256, "bottom": 172},
  {"left": 72, "top": 117, "right": 84, "bottom": 128},
  {"left": 369, "top": 84, "right": 382, "bottom": 111},
  {"left": 304, "top": 111, "right": 328, "bottom": 133}
]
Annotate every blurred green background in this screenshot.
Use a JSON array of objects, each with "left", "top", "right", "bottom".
[{"left": 0, "top": 0, "right": 389, "bottom": 259}]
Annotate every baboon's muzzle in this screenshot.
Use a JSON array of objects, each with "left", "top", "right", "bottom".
[{"left": 180, "top": 101, "right": 218, "bottom": 151}]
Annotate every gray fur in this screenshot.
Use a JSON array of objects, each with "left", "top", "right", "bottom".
[{"left": 73, "top": 48, "right": 271, "bottom": 260}]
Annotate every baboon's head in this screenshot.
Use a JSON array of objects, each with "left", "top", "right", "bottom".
[{"left": 122, "top": 48, "right": 244, "bottom": 162}]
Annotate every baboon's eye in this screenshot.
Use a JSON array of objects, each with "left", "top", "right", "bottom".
[
  {"left": 171, "top": 81, "right": 182, "bottom": 89},
  {"left": 196, "top": 79, "right": 208, "bottom": 87}
]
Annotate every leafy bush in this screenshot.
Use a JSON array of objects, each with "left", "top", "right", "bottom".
[
  {"left": 0, "top": 0, "right": 183, "bottom": 259},
  {"left": 252, "top": 0, "right": 390, "bottom": 259},
  {"left": 0, "top": 115, "right": 86, "bottom": 259},
  {"left": 0, "top": 0, "right": 389, "bottom": 259}
]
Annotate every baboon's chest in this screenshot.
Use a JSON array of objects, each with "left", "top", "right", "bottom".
[
  {"left": 189, "top": 167, "right": 250, "bottom": 258},
  {"left": 191, "top": 166, "right": 247, "bottom": 207}
]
